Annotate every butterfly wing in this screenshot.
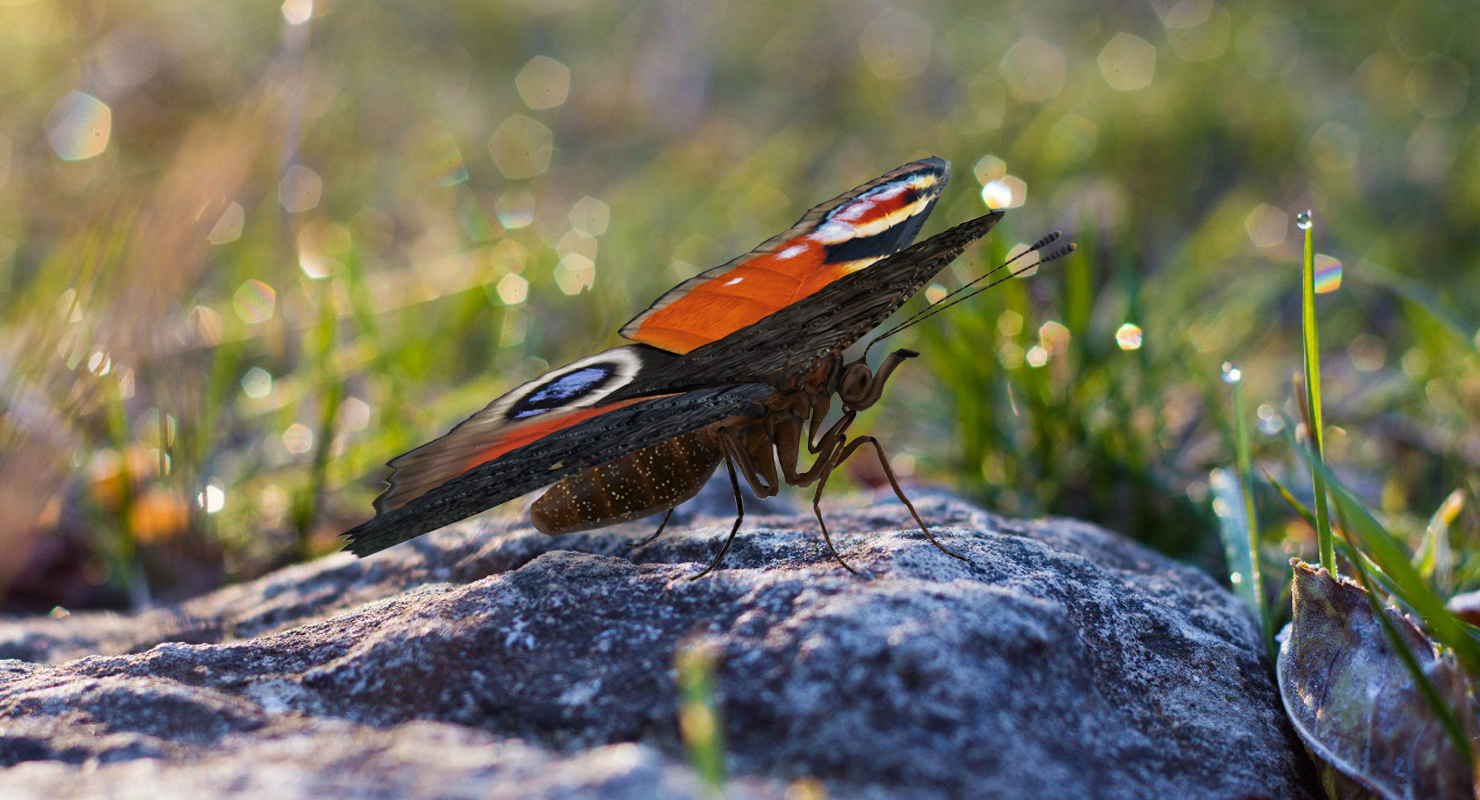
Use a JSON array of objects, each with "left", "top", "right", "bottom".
[
  {"left": 343, "top": 380, "right": 772, "bottom": 556},
  {"left": 371, "top": 345, "right": 677, "bottom": 515},
  {"left": 604, "top": 210, "right": 1005, "bottom": 403},
  {"left": 620, "top": 157, "right": 949, "bottom": 354}
]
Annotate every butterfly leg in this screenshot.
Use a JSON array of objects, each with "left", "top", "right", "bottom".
[
  {"left": 718, "top": 425, "right": 780, "bottom": 499},
  {"left": 688, "top": 456, "right": 746, "bottom": 580},
  {"left": 787, "top": 410, "right": 856, "bottom": 486},
  {"left": 627, "top": 508, "right": 674, "bottom": 548},
  {"left": 829, "top": 435, "right": 970, "bottom": 564}
]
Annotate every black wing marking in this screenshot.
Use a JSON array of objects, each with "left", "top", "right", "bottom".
[
  {"left": 603, "top": 211, "right": 1005, "bottom": 402},
  {"left": 342, "top": 383, "right": 773, "bottom": 556}
]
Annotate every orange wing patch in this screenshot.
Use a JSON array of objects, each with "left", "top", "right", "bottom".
[{"left": 621, "top": 158, "right": 949, "bottom": 354}]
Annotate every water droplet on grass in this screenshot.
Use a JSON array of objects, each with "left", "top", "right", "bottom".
[{"left": 1296, "top": 210, "right": 1312, "bottom": 230}]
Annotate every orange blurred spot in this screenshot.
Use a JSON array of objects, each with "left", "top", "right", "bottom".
[{"left": 130, "top": 487, "right": 190, "bottom": 544}]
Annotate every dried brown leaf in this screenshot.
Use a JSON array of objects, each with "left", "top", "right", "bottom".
[{"left": 1277, "top": 561, "right": 1477, "bottom": 800}]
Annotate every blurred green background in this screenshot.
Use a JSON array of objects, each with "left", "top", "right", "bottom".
[{"left": 1, "top": 0, "right": 1476, "bottom": 611}]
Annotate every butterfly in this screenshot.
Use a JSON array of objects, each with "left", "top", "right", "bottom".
[{"left": 342, "top": 157, "right": 1073, "bottom": 577}]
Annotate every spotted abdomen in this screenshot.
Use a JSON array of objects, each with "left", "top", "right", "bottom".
[{"left": 530, "top": 430, "right": 723, "bottom": 535}]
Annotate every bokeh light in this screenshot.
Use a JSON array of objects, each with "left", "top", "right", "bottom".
[
  {"left": 207, "top": 202, "right": 245, "bottom": 245},
  {"left": 240, "top": 367, "right": 273, "bottom": 400},
  {"left": 1165, "top": 2, "right": 1230, "bottom": 61},
  {"left": 859, "top": 8, "right": 932, "bottom": 80},
  {"left": 281, "top": 0, "right": 313, "bottom": 25},
  {"left": 554, "top": 253, "right": 595, "bottom": 295},
  {"left": 488, "top": 115, "right": 553, "bottom": 179},
  {"left": 972, "top": 155, "right": 1006, "bottom": 186},
  {"left": 1038, "top": 320, "right": 1071, "bottom": 355},
  {"left": 1313, "top": 254, "right": 1343, "bottom": 293},
  {"left": 279, "top": 165, "right": 322, "bottom": 213},
  {"left": 569, "top": 197, "right": 610, "bottom": 236},
  {"left": 46, "top": 92, "right": 112, "bottom": 161},
  {"left": 980, "top": 175, "right": 1026, "bottom": 209},
  {"left": 282, "top": 423, "right": 314, "bottom": 455},
  {"left": 1000, "top": 38, "right": 1065, "bottom": 103},
  {"left": 516, "top": 56, "right": 571, "bottom": 110},
  {"left": 1098, "top": 33, "right": 1156, "bottom": 92},
  {"left": 232, "top": 280, "right": 277, "bottom": 324},
  {"left": 1244, "top": 204, "right": 1288, "bottom": 248},
  {"left": 1005, "top": 242, "right": 1040, "bottom": 276},
  {"left": 496, "top": 190, "right": 536, "bottom": 229},
  {"left": 1406, "top": 57, "right": 1469, "bottom": 118},
  {"left": 196, "top": 483, "right": 226, "bottom": 514},
  {"left": 1115, "top": 323, "right": 1144, "bottom": 351},
  {"left": 496, "top": 273, "right": 529, "bottom": 305}
]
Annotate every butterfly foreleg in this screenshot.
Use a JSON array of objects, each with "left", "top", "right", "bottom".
[
  {"left": 805, "top": 392, "right": 833, "bottom": 454},
  {"left": 822, "top": 434, "right": 969, "bottom": 565},
  {"left": 807, "top": 439, "right": 859, "bottom": 575},
  {"left": 781, "top": 408, "right": 857, "bottom": 488},
  {"left": 717, "top": 423, "right": 780, "bottom": 499}
]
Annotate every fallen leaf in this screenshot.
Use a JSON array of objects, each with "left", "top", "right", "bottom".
[{"left": 1277, "top": 560, "right": 1477, "bottom": 800}]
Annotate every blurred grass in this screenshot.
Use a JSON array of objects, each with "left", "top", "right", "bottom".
[{"left": 0, "top": 0, "right": 1477, "bottom": 610}]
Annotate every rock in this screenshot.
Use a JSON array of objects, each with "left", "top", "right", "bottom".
[{"left": 0, "top": 492, "right": 1318, "bottom": 799}]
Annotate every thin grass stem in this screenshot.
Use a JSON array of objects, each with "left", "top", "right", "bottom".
[{"left": 1298, "top": 211, "right": 1335, "bottom": 575}]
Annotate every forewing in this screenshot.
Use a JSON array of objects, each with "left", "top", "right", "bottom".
[
  {"left": 620, "top": 157, "right": 949, "bottom": 354},
  {"left": 372, "top": 345, "right": 675, "bottom": 514},
  {"left": 605, "top": 210, "right": 1005, "bottom": 403},
  {"left": 343, "top": 382, "right": 773, "bottom": 556}
]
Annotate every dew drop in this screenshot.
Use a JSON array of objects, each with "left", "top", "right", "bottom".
[
  {"left": 1295, "top": 210, "right": 1312, "bottom": 230},
  {"left": 1220, "top": 361, "right": 1242, "bottom": 383}
]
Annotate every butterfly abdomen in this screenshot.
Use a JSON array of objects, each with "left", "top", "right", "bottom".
[{"left": 529, "top": 430, "right": 723, "bottom": 536}]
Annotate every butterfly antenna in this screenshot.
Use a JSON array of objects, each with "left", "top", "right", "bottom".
[{"left": 865, "top": 232, "right": 1074, "bottom": 354}]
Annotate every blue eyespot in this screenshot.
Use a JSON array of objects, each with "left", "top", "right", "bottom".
[{"left": 508, "top": 365, "right": 617, "bottom": 419}]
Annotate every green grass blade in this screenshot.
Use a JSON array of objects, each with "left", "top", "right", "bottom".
[
  {"left": 1212, "top": 467, "right": 1273, "bottom": 662},
  {"left": 1294, "top": 443, "right": 1480, "bottom": 673},
  {"left": 1264, "top": 470, "right": 1317, "bottom": 528},
  {"left": 1336, "top": 540, "right": 1476, "bottom": 765},
  {"left": 1229, "top": 374, "right": 1274, "bottom": 660},
  {"left": 677, "top": 643, "right": 726, "bottom": 797},
  {"left": 1415, "top": 489, "right": 1463, "bottom": 595},
  {"left": 1298, "top": 212, "right": 1335, "bottom": 575}
]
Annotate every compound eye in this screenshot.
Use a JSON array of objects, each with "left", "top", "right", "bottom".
[{"left": 839, "top": 363, "right": 872, "bottom": 404}]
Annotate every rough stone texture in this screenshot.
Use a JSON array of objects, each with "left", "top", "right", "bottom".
[{"left": 0, "top": 490, "right": 1318, "bottom": 799}]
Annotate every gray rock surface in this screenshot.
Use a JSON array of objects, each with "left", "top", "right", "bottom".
[{"left": 0, "top": 491, "right": 1317, "bottom": 799}]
